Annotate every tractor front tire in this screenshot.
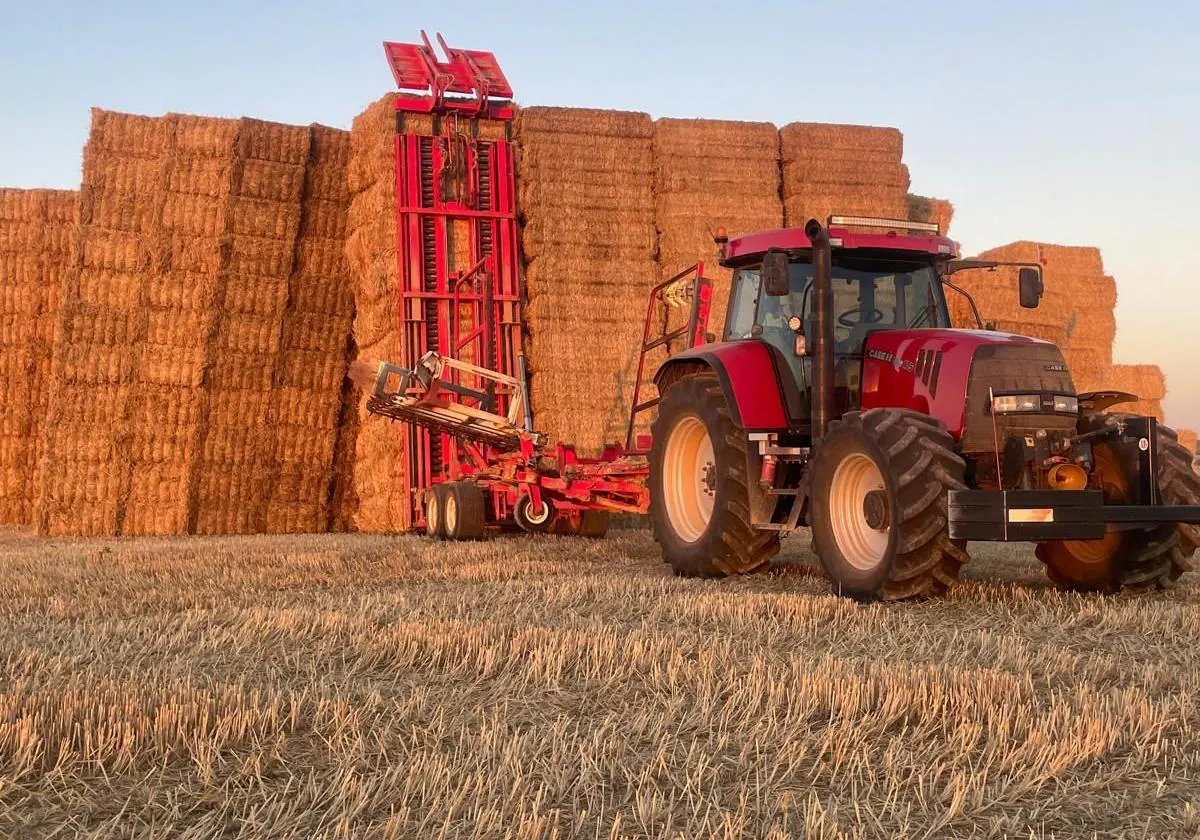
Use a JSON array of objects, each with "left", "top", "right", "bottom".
[
  {"left": 649, "top": 373, "right": 779, "bottom": 577},
  {"left": 808, "top": 408, "right": 969, "bottom": 601},
  {"left": 1036, "top": 414, "right": 1199, "bottom": 591}
]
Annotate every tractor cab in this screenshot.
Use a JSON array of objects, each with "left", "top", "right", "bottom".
[{"left": 718, "top": 217, "right": 959, "bottom": 420}]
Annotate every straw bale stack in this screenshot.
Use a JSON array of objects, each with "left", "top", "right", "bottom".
[
  {"left": 160, "top": 119, "right": 301, "bottom": 535},
  {"left": 907, "top": 194, "right": 954, "bottom": 235},
  {"left": 652, "top": 118, "right": 782, "bottom": 339},
  {"left": 260, "top": 125, "right": 354, "bottom": 533},
  {"left": 951, "top": 241, "right": 1118, "bottom": 393},
  {"left": 345, "top": 94, "right": 409, "bottom": 532},
  {"left": 36, "top": 110, "right": 176, "bottom": 536},
  {"left": 126, "top": 114, "right": 239, "bottom": 536},
  {"left": 779, "top": 123, "right": 909, "bottom": 227},
  {"left": 0, "top": 189, "right": 76, "bottom": 525},
  {"left": 516, "top": 106, "right": 658, "bottom": 453}
]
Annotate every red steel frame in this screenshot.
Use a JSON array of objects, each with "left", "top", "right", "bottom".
[{"left": 387, "top": 33, "right": 523, "bottom": 528}]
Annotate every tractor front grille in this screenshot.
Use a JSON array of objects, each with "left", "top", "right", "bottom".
[{"left": 960, "top": 342, "right": 1077, "bottom": 454}]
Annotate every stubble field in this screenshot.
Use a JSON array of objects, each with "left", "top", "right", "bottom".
[{"left": 0, "top": 525, "right": 1197, "bottom": 839}]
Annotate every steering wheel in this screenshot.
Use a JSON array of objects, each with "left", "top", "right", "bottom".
[{"left": 837, "top": 307, "right": 885, "bottom": 328}]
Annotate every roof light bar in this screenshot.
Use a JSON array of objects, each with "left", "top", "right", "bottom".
[{"left": 828, "top": 215, "right": 941, "bottom": 234}]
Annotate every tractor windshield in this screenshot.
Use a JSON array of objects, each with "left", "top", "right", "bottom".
[{"left": 726, "top": 258, "right": 947, "bottom": 352}]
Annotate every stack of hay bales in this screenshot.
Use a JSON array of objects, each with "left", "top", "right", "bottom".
[
  {"left": 265, "top": 125, "right": 356, "bottom": 533},
  {"left": 960, "top": 243, "right": 1117, "bottom": 390},
  {"left": 907, "top": 194, "right": 954, "bottom": 235},
  {"left": 1101, "top": 365, "right": 1167, "bottom": 421},
  {"left": 345, "top": 94, "right": 410, "bottom": 532},
  {"left": 652, "top": 118, "right": 782, "bottom": 338},
  {"left": 190, "top": 120, "right": 311, "bottom": 535},
  {"left": 516, "top": 107, "right": 658, "bottom": 453},
  {"left": 37, "top": 111, "right": 174, "bottom": 536},
  {"left": 129, "top": 114, "right": 239, "bottom": 536},
  {"left": 0, "top": 189, "right": 75, "bottom": 525},
  {"left": 780, "top": 123, "right": 909, "bottom": 227},
  {"left": 37, "top": 108, "right": 353, "bottom": 537}
]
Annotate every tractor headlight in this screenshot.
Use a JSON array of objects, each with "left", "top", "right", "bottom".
[
  {"left": 1052, "top": 395, "right": 1079, "bottom": 414},
  {"left": 990, "top": 394, "right": 1079, "bottom": 414},
  {"left": 991, "top": 394, "right": 1041, "bottom": 414}
]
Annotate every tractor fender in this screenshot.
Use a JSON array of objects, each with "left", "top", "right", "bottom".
[{"left": 654, "top": 341, "right": 790, "bottom": 432}]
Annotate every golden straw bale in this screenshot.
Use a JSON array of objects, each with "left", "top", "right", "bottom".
[
  {"left": 166, "top": 157, "right": 233, "bottom": 198},
  {"left": 515, "top": 107, "right": 653, "bottom": 140},
  {"left": 240, "top": 159, "right": 307, "bottom": 203},
  {"left": 907, "top": 194, "right": 955, "bottom": 235},
  {"left": 780, "top": 122, "right": 904, "bottom": 159},
  {"left": 87, "top": 109, "right": 173, "bottom": 157},
  {"left": 1063, "top": 349, "right": 1108, "bottom": 391},
  {"left": 240, "top": 118, "right": 312, "bottom": 165},
  {"left": 169, "top": 114, "right": 238, "bottom": 159},
  {"left": 781, "top": 160, "right": 911, "bottom": 189}
]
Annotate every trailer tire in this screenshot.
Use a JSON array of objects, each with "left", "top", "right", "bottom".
[
  {"left": 808, "top": 408, "right": 969, "bottom": 601},
  {"left": 425, "top": 485, "right": 448, "bottom": 539},
  {"left": 1037, "top": 415, "right": 1199, "bottom": 591},
  {"left": 444, "top": 482, "right": 486, "bottom": 540},
  {"left": 650, "top": 373, "right": 779, "bottom": 578},
  {"left": 514, "top": 493, "right": 555, "bottom": 533},
  {"left": 577, "top": 511, "right": 610, "bottom": 538}
]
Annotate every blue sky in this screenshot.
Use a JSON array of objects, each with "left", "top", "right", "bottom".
[{"left": 3, "top": 0, "right": 1198, "bottom": 427}]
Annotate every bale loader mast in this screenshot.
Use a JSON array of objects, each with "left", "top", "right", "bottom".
[{"left": 650, "top": 215, "right": 1200, "bottom": 600}]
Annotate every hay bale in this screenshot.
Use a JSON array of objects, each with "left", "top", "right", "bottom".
[
  {"left": 907, "top": 194, "right": 955, "bottom": 235},
  {"left": 516, "top": 106, "right": 658, "bottom": 453},
  {"left": 0, "top": 189, "right": 76, "bottom": 525}
]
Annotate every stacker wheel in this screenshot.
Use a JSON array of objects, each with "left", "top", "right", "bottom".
[
  {"left": 576, "top": 510, "right": 610, "bottom": 538},
  {"left": 425, "top": 484, "right": 448, "bottom": 539},
  {"left": 444, "top": 482, "right": 487, "bottom": 541},
  {"left": 514, "top": 493, "right": 555, "bottom": 533}
]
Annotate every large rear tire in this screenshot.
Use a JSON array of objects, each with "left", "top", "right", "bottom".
[
  {"left": 808, "top": 408, "right": 969, "bottom": 601},
  {"left": 649, "top": 373, "right": 779, "bottom": 577},
  {"left": 1036, "top": 414, "right": 1199, "bottom": 591}
]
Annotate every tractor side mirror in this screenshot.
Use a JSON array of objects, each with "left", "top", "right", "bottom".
[
  {"left": 761, "top": 249, "right": 790, "bottom": 297},
  {"left": 1019, "top": 267, "right": 1043, "bottom": 309}
]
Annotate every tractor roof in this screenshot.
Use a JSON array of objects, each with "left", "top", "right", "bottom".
[{"left": 723, "top": 219, "right": 960, "bottom": 265}]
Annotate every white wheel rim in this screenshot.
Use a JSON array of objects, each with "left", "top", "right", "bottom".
[
  {"left": 445, "top": 493, "right": 458, "bottom": 535},
  {"left": 524, "top": 497, "right": 551, "bottom": 526},
  {"left": 427, "top": 494, "right": 440, "bottom": 533},
  {"left": 829, "top": 453, "right": 889, "bottom": 571},
  {"left": 662, "top": 415, "right": 716, "bottom": 543}
]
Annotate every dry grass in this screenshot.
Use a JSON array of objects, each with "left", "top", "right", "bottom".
[{"left": 0, "top": 526, "right": 1196, "bottom": 838}]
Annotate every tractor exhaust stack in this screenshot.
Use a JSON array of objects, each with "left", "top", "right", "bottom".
[{"left": 806, "top": 218, "right": 835, "bottom": 440}]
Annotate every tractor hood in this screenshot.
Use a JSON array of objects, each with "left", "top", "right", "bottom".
[{"left": 860, "top": 328, "right": 1075, "bottom": 444}]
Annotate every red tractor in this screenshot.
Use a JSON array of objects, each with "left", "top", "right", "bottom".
[{"left": 649, "top": 216, "right": 1200, "bottom": 600}]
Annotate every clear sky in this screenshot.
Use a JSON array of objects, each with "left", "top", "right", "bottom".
[{"left": 3, "top": 0, "right": 1198, "bottom": 428}]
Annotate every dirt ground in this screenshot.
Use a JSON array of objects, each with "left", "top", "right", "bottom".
[{"left": 0, "top": 524, "right": 1197, "bottom": 839}]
